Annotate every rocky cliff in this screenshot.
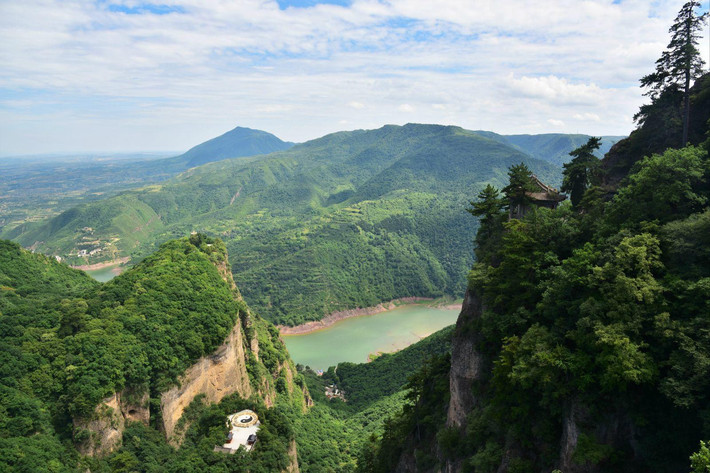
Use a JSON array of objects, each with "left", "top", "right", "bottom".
[
  {"left": 160, "top": 321, "right": 253, "bottom": 444},
  {"left": 287, "top": 439, "right": 301, "bottom": 473},
  {"left": 73, "top": 236, "right": 309, "bottom": 462},
  {"left": 446, "top": 287, "right": 486, "bottom": 430},
  {"left": 74, "top": 390, "right": 149, "bottom": 457}
]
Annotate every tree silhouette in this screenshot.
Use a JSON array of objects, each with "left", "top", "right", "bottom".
[
  {"left": 561, "top": 137, "right": 601, "bottom": 208},
  {"left": 639, "top": 1, "right": 708, "bottom": 145}
]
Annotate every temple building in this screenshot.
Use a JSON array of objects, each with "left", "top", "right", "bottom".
[{"left": 509, "top": 174, "right": 566, "bottom": 220}]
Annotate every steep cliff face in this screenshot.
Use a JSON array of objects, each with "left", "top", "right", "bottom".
[
  {"left": 160, "top": 321, "right": 253, "bottom": 444},
  {"left": 73, "top": 236, "right": 309, "bottom": 462},
  {"left": 446, "top": 287, "right": 486, "bottom": 430},
  {"left": 286, "top": 439, "right": 301, "bottom": 473},
  {"left": 557, "top": 400, "right": 639, "bottom": 473}
]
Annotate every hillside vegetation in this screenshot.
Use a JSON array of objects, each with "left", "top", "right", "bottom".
[
  {"left": 11, "top": 124, "right": 565, "bottom": 325},
  {"left": 1, "top": 234, "right": 457, "bottom": 472},
  {"left": 292, "top": 324, "right": 456, "bottom": 472},
  {"left": 366, "top": 74, "right": 710, "bottom": 473},
  {"left": 0, "top": 127, "right": 292, "bottom": 240},
  {"left": 0, "top": 235, "right": 305, "bottom": 472},
  {"left": 177, "top": 125, "right": 294, "bottom": 168}
]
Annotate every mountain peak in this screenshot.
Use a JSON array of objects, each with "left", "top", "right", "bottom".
[{"left": 177, "top": 125, "right": 294, "bottom": 168}]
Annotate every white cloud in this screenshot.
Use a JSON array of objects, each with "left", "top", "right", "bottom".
[
  {"left": 254, "top": 104, "right": 294, "bottom": 113},
  {"left": 547, "top": 119, "right": 565, "bottom": 127},
  {"left": 0, "top": 0, "right": 706, "bottom": 154},
  {"left": 573, "top": 113, "right": 601, "bottom": 122},
  {"left": 505, "top": 75, "right": 606, "bottom": 106}
]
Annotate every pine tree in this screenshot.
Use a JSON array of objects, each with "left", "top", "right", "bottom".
[
  {"left": 468, "top": 184, "right": 506, "bottom": 263},
  {"left": 502, "top": 163, "right": 536, "bottom": 218},
  {"left": 468, "top": 184, "right": 506, "bottom": 227},
  {"left": 639, "top": 1, "right": 708, "bottom": 145},
  {"left": 561, "top": 137, "right": 601, "bottom": 208}
]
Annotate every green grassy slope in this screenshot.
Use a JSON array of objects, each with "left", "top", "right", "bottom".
[{"left": 11, "top": 124, "right": 563, "bottom": 325}]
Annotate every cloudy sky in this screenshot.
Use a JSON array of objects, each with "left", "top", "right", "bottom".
[{"left": 1, "top": 0, "right": 708, "bottom": 155}]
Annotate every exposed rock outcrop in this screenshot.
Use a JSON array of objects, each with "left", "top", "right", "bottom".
[
  {"left": 74, "top": 390, "right": 149, "bottom": 457},
  {"left": 302, "top": 384, "right": 314, "bottom": 409},
  {"left": 558, "top": 400, "right": 639, "bottom": 473},
  {"left": 446, "top": 287, "right": 486, "bottom": 429},
  {"left": 160, "top": 321, "right": 253, "bottom": 445},
  {"left": 72, "top": 239, "right": 310, "bottom": 460},
  {"left": 286, "top": 439, "right": 301, "bottom": 473},
  {"left": 394, "top": 449, "right": 418, "bottom": 473}
]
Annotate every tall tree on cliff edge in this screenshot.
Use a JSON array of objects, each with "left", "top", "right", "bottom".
[
  {"left": 561, "top": 136, "right": 601, "bottom": 208},
  {"left": 638, "top": 1, "right": 708, "bottom": 145}
]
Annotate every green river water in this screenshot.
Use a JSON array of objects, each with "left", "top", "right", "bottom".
[
  {"left": 84, "top": 264, "right": 461, "bottom": 370},
  {"left": 84, "top": 265, "right": 122, "bottom": 282},
  {"left": 282, "top": 304, "right": 461, "bottom": 371}
]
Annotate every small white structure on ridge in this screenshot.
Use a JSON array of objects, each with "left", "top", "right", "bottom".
[{"left": 217, "top": 409, "right": 260, "bottom": 454}]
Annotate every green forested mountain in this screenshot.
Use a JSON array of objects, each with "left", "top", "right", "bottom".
[
  {"left": 473, "top": 131, "right": 624, "bottom": 166},
  {"left": 365, "top": 74, "right": 710, "bottom": 473},
  {"left": 9, "top": 124, "right": 563, "bottom": 325},
  {"left": 0, "top": 127, "right": 293, "bottom": 240},
  {"left": 0, "top": 233, "right": 456, "bottom": 472},
  {"left": 176, "top": 126, "right": 294, "bottom": 168},
  {"left": 501, "top": 133, "right": 624, "bottom": 166},
  {"left": 0, "top": 235, "right": 307, "bottom": 472}
]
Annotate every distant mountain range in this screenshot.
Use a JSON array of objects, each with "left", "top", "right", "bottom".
[
  {"left": 7, "top": 123, "right": 624, "bottom": 325},
  {"left": 475, "top": 132, "right": 624, "bottom": 166}
]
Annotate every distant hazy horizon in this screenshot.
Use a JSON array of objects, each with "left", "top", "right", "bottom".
[
  {"left": 0, "top": 150, "right": 182, "bottom": 160},
  {"left": 1, "top": 0, "right": 707, "bottom": 155},
  {"left": 0, "top": 124, "right": 628, "bottom": 160}
]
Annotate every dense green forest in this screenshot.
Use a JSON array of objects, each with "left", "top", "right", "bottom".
[
  {"left": 8, "top": 124, "right": 573, "bottom": 326},
  {"left": 0, "top": 234, "right": 458, "bottom": 472},
  {"left": 0, "top": 235, "right": 307, "bottom": 472},
  {"left": 364, "top": 68, "right": 710, "bottom": 472},
  {"left": 290, "top": 324, "right": 455, "bottom": 472}
]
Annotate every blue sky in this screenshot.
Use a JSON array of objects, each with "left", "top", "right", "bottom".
[{"left": 0, "top": 0, "right": 708, "bottom": 155}]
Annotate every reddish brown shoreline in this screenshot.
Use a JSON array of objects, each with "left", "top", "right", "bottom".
[
  {"left": 71, "top": 257, "right": 130, "bottom": 272},
  {"left": 278, "top": 297, "right": 462, "bottom": 336}
]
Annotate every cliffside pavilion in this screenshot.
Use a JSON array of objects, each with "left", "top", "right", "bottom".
[{"left": 509, "top": 174, "right": 566, "bottom": 219}]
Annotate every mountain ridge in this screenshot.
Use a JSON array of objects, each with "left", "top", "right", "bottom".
[
  {"left": 474, "top": 131, "right": 625, "bottom": 166},
  {"left": 0, "top": 235, "right": 308, "bottom": 471},
  {"left": 8, "top": 123, "right": 622, "bottom": 326}
]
